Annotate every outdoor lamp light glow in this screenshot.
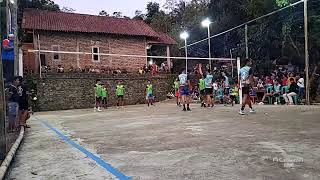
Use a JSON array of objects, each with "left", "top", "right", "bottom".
[
  {"left": 180, "top": 32, "right": 189, "bottom": 40},
  {"left": 202, "top": 18, "right": 211, "bottom": 27}
]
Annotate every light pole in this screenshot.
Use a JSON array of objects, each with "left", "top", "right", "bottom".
[
  {"left": 180, "top": 31, "right": 189, "bottom": 73},
  {"left": 202, "top": 18, "right": 212, "bottom": 70},
  {"left": 304, "top": 0, "right": 310, "bottom": 105}
]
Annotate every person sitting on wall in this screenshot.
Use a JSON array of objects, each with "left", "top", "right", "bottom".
[
  {"left": 57, "top": 65, "right": 64, "bottom": 73},
  {"left": 2, "top": 34, "right": 15, "bottom": 82}
]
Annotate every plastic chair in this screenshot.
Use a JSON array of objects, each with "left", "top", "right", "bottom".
[
  {"left": 215, "top": 89, "right": 224, "bottom": 101},
  {"left": 266, "top": 86, "right": 273, "bottom": 104},
  {"left": 280, "top": 86, "right": 289, "bottom": 104}
]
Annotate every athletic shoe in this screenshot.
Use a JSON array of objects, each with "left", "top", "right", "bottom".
[
  {"left": 182, "top": 108, "right": 186, "bottom": 111},
  {"left": 274, "top": 102, "right": 278, "bottom": 105},
  {"left": 97, "top": 107, "right": 102, "bottom": 112},
  {"left": 258, "top": 102, "right": 264, "bottom": 105},
  {"left": 239, "top": 110, "right": 245, "bottom": 115},
  {"left": 94, "top": 107, "right": 97, "bottom": 112},
  {"left": 187, "top": 107, "right": 191, "bottom": 111},
  {"left": 249, "top": 109, "right": 256, "bottom": 113}
]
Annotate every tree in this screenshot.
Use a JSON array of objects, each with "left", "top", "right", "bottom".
[
  {"left": 99, "top": 10, "right": 109, "bottom": 16},
  {"left": 61, "top": 7, "right": 75, "bottom": 13},
  {"left": 145, "top": 2, "right": 160, "bottom": 24},
  {"left": 18, "top": 0, "right": 60, "bottom": 11},
  {"left": 17, "top": 0, "right": 60, "bottom": 41},
  {"left": 112, "top": 12, "right": 122, "bottom": 18},
  {"left": 133, "top": 10, "right": 145, "bottom": 20}
]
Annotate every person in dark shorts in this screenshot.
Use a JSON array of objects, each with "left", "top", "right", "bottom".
[
  {"left": 101, "top": 83, "right": 108, "bottom": 109},
  {"left": 204, "top": 69, "right": 214, "bottom": 108},
  {"left": 94, "top": 79, "right": 102, "bottom": 112},
  {"left": 6, "top": 76, "right": 21, "bottom": 132},
  {"left": 116, "top": 81, "right": 125, "bottom": 108},
  {"left": 239, "top": 59, "right": 255, "bottom": 115},
  {"left": 178, "top": 70, "right": 191, "bottom": 111},
  {"left": 18, "top": 77, "right": 31, "bottom": 128}
]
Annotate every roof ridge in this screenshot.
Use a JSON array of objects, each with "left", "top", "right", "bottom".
[{"left": 24, "top": 8, "right": 146, "bottom": 22}]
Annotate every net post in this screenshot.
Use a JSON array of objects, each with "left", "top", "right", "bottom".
[
  {"left": 37, "top": 34, "right": 42, "bottom": 79},
  {"left": 237, "top": 57, "right": 242, "bottom": 105}
]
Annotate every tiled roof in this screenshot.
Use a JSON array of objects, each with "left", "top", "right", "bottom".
[
  {"left": 22, "top": 9, "right": 159, "bottom": 37},
  {"left": 148, "top": 32, "right": 177, "bottom": 45}
]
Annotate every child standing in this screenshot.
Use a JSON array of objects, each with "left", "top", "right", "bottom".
[
  {"left": 116, "top": 81, "right": 125, "bottom": 108},
  {"left": 174, "top": 78, "right": 181, "bottom": 106},
  {"left": 146, "top": 80, "right": 154, "bottom": 106},
  {"left": 101, "top": 84, "right": 108, "bottom": 109},
  {"left": 94, "top": 79, "right": 103, "bottom": 112}
]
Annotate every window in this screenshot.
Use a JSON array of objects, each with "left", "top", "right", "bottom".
[
  {"left": 52, "top": 45, "right": 60, "bottom": 60},
  {"left": 92, "top": 46, "right": 100, "bottom": 62}
]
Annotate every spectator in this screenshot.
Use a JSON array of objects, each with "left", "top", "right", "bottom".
[
  {"left": 57, "top": 65, "right": 64, "bottom": 73},
  {"left": 281, "top": 74, "right": 288, "bottom": 86},
  {"left": 283, "top": 78, "right": 299, "bottom": 105},
  {"left": 296, "top": 74, "right": 305, "bottom": 99},
  {"left": 287, "top": 72, "right": 295, "bottom": 86},
  {"left": 2, "top": 34, "right": 15, "bottom": 82},
  {"left": 6, "top": 76, "right": 21, "bottom": 132},
  {"left": 18, "top": 77, "right": 31, "bottom": 128},
  {"left": 287, "top": 62, "right": 295, "bottom": 73}
]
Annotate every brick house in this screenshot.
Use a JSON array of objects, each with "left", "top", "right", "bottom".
[{"left": 21, "top": 9, "right": 177, "bottom": 73}]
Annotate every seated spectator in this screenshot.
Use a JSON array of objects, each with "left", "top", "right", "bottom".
[
  {"left": 296, "top": 74, "right": 305, "bottom": 99},
  {"left": 283, "top": 78, "right": 299, "bottom": 105},
  {"left": 259, "top": 81, "right": 280, "bottom": 105},
  {"left": 257, "top": 79, "right": 264, "bottom": 90},
  {"left": 57, "top": 65, "right": 64, "bottom": 73},
  {"left": 138, "top": 67, "right": 144, "bottom": 75},
  {"left": 281, "top": 74, "right": 288, "bottom": 86},
  {"left": 68, "top": 66, "right": 74, "bottom": 72},
  {"left": 287, "top": 72, "right": 296, "bottom": 86},
  {"left": 265, "top": 76, "right": 273, "bottom": 86}
]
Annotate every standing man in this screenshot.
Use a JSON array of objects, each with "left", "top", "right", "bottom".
[
  {"left": 94, "top": 79, "right": 102, "bottom": 112},
  {"left": 204, "top": 69, "right": 214, "bottom": 108},
  {"left": 101, "top": 83, "right": 108, "bottom": 109},
  {"left": 178, "top": 70, "right": 191, "bottom": 111},
  {"left": 116, "top": 81, "right": 125, "bottom": 108},
  {"left": 146, "top": 80, "right": 154, "bottom": 106},
  {"left": 198, "top": 74, "right": 206, "bottom": 107},
  {"left": 2, "top": 34, "right": 15, "bottom": 82},
  {"left": 18, "top": 77, "right": 30, "bottom": 128},
  {"left": 239, "top": 59, "right": 255, "bottom": 115}
]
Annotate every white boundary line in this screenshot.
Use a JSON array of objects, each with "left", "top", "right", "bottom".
[{"left": 28, "top": 50, "right": 236, "bottom": 61}]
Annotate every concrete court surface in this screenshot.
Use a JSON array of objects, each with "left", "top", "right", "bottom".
[{"left": 6, "top": 102, "right": 320, "bottom": 180}]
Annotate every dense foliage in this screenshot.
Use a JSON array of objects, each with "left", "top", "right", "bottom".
[{"left": 141, "top": 0, "right": 320, "bottom": 72}]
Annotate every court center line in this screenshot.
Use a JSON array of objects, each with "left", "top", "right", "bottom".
[{"left": 39, "top": 119, "right": 131, "bottom": 180}]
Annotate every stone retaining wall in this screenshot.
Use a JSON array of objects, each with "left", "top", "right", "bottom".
[{"left": 34, "top": 73, "right": 176, "bottom": 111}]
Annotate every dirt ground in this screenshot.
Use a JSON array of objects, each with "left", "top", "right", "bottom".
[{"left": 6, "top": 102, "right": 320, "bottom": 180}]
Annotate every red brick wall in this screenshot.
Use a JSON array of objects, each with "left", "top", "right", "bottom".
[{"left": 33, "top": 31, "right": 147, "bottom": 72}]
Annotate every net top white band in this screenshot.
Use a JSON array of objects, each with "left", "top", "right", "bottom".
[{"left": 28, "top": 49, "right": 237, "bottom": 61}]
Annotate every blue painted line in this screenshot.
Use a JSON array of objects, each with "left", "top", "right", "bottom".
[{"left": 40, "top": 120, "right": 131, "bottom": 180}]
